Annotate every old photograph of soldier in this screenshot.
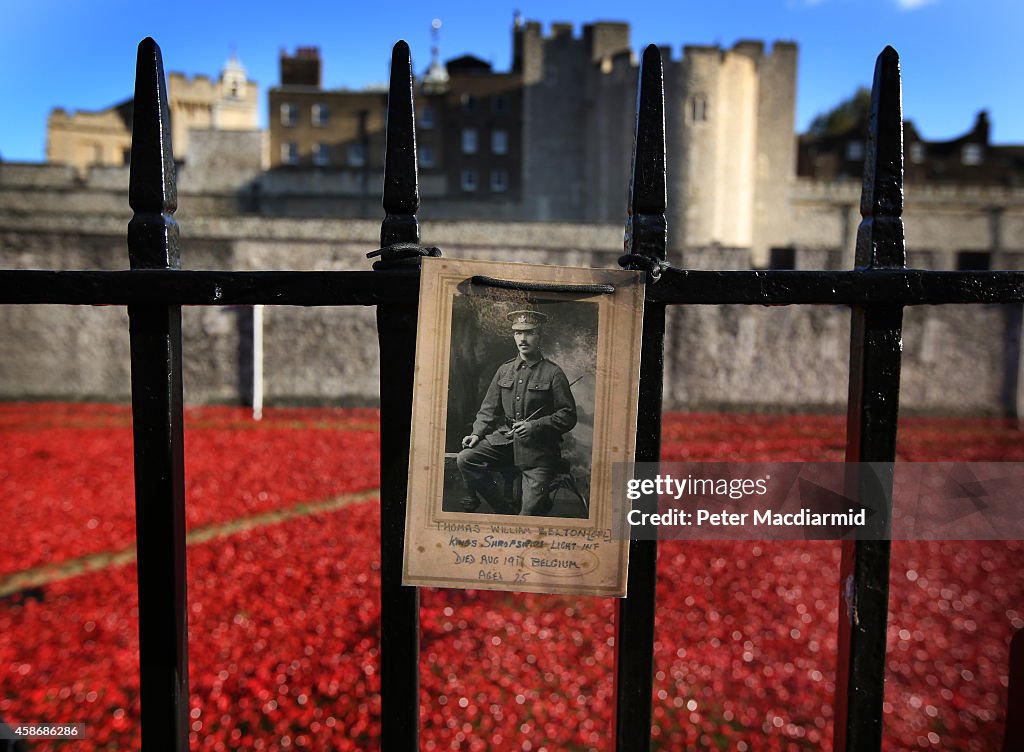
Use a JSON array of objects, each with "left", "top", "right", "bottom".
[
  {"left": 403, "top": 257, "right": 644, "bottom": 596},
  {"left": 444, "top": 299, "right": 596, "bottom": 519}
]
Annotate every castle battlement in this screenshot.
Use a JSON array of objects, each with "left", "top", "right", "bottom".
[
  {"left": 167, "top": 72, "right": 213, "bottom": 84},
  {"left": 674, "top": 39, "right": 797, "bottom": 65}
]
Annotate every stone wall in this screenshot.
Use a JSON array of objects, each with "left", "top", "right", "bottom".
[
  {"left": 0, "top": 202, "right": 623, "bottom": 406},
  {"left": 665, "top": 303, "right": 1021, "bottom": 414},
  {"left": 791, "top": 180, "right": 1024, "bottom": 264},
  {"left": 1, "top": 191, "right": 1020, "bottom": 414}
]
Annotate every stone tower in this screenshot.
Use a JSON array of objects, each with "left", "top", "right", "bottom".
[
  {"left": 515, "top": 21, "right": 633, "bottom": 221},
  {"left": 666, "top": 41, "right": 797, "bottom": 265},
  {"left": 512, "top": 22, "right": 797, "bottom": 264}
]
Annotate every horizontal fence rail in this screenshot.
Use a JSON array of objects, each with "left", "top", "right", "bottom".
[{"left": 2, "top": 268, "right": 1023, "bottom": 306}]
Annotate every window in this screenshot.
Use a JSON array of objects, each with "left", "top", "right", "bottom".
[
  {"left": 419, "top": 145, "right": 435, "bottom": 168},
  {"left": 690, "top": 94, "right": 707, "bottom": 123},
  {"left": 462, "top": 128, "right": 478, "bottom": 154},
  {"left": 491, "top": 129, "right": 508, "bottom": 155},
  {"left": 225, "top": 71, "right": 245, "bottom": 100},
  {"left": 909, "top": 143, "right": 925, "bottom": 164},
  {"left": 420, "top": 107, "right": 435, "bottom": 129},
  {"left": 280, "top": 103, "right": 298, "bottom": 127},
  {"left": 490, "top": 169, "right": 508, "bottom": 192},
  {"left": 312, "top": 104, "right": 330, "bottom": 127},
  {"left": 281, "top": 142, "right": 298, "bottom": 165},
  {"left": 461, "top": 93, "right": 477, "bottom": 112},
  {"left": 461, "top": 169, "right": 478, "bottom": 192},
  {"left": 956, "top": 250, "right": 990, "bottom": 270},
  {"left": 846, "top": 141, "right": 865, "bottom": 162},
  {"left": 961, "top": 143, "right": 983, "bottom": 165},
  {"left": 492, "top": 94, "right": 508, "bottom": 114},
  {"left": 312, "top": 143, "right": 330, "bottom": 166},
  {"left": 348, "top": 143, "right": 366, "bottom": 167}
]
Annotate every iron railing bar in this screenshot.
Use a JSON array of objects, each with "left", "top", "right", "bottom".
[
  {"left": 835, "top": 45, "right": 905, "bottom": 752},
  {"left": 0, "top": 270, "right": 420, "bottom": 305},
  {"left": 126, "top": 37, "right": 189, "bottom": 752},
  {"left": 649, "top": 268, "right": 1024, "bottom": 304},
  {"left": 375, "top": 39, "right": 422, "bottom": 752},
  {"left": 614, "top": 44, "right": 667, "bottom": 752},
  {"left": 1003, "top": 627, "right": 1024, "bottom": 751},
  {"left": 2, "top": 268, "right": 1023, "bottom": 306}
]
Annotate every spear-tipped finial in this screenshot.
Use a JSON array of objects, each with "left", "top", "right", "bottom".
[
  {"left": 128, "top": 37, "right": 179, "bottom": 269},
  {"left": 855, "top": 45, "right": 904, "bottom": 269},
  {"left": 381, "top": 39, "right": 420, "bottom": 247},
  {"left": 624, "top": 44, "right": 667, "bottom": 268}
]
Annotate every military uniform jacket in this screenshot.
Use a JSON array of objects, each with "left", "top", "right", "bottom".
[{"left": 471, "top": 355, "right": 577, "bottom": 468}]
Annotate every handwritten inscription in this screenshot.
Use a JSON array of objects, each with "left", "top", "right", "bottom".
[
  {"left": 443, "top": 526, "right": 611, "bottom": 583},
  {"left": 530, "top": 557, "right": 581, "bottom": 569},
  {"left": 438, "top": 521, "right": 481, "bottom": 533}
]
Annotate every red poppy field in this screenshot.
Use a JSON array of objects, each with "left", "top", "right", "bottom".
[{"left": 0, "top": 403, "right": 1021, "bottom": 750}]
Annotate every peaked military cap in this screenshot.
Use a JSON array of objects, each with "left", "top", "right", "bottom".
[{"left": 507, "top": 310, "right": 548, "bottom": 331}]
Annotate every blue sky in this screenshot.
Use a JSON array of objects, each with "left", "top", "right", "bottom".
[{"left": 2, "top": 0, "right": 1021, "bottom": 161}]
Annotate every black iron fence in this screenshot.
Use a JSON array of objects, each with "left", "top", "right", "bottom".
[{"left": 2, "top": 37, "right": 1024, "bottom": 752}]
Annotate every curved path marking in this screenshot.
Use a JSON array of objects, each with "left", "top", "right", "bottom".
[{"left": 0, "top": 489, "right": 379, "bottom": 598}]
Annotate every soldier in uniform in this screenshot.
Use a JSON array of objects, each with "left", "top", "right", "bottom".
[{"left": 457, "top": 309, "right": 577, "bottom": 516}]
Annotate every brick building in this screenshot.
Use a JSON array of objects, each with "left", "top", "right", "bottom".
[
  {"left": 800, "top": 110, "right": 1024, "bottom": 188},
  {"left": 266, "top": 45, "right": 523, "bottom": 206}
]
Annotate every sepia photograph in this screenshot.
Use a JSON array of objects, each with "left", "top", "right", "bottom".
[
  {"left": 442, "top": 296, "right": 596, "bottom": 519},
  {"left": 403, "top": 257, "right": 644, "bottom": 596}
]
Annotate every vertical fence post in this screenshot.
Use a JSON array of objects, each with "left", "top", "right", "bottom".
[
  {"left": 252, "top": 304, "right": 264, "bottom": 420},
  {"left": 126, "top": 38, "right": 189, "bottom": 751},
  {"left": 614, "top": 44, "right": 667, "bottom": 752},
  {"left": 1003, "top": 627, "right": 1024, "bottom": 751},
  {"left": 834, "top": 46, "right": 905, "bottom": 752},
  {"left": 373, "top": 40, "right": 428, "bottom": 751}
]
